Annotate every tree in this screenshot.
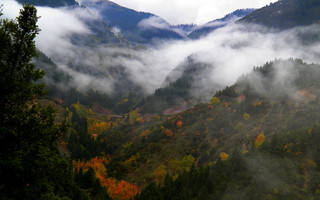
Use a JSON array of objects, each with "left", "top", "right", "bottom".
[
  {"left": 210, "top": 96, "right": 221, "bottom": 105},
  {"left": 242, "top": 112, "right": 250, "bottom": 121},
  {"left": 255, "top": 133, "right": 265, "bottom": 148},
  {"left": 0, "top": 5, "right": 86, "bottom": 199}
]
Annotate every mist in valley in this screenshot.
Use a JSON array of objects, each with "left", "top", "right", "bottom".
[{"left": 3, "top": 0, "right": 320, "bottom": 100}]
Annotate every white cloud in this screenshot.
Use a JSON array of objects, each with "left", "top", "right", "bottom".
[
  {"left": 138, "top": 16, "right": 170, "bottom": 30},
  {"left": 3, "top": 0, "right": 320, "bottom": 100},
  {"left": 36, "top": 7, "right": 91, "bottom": 57},
  {"left": 110, "top": 0, "right": 277, "bottom": 25}
]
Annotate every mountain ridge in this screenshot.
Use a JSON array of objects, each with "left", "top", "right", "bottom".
[{"left": 238, "top": 0, "right": 320, "bottom": 29}]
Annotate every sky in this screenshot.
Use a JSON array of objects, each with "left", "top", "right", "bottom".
[{"left": 110, "top": 0, "right": 278, "bottom": 25}]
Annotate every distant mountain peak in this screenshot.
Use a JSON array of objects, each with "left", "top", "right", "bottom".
[
  {"left": 188, "top": 8, "right": 255, "bottom": 39},
  {"left": 238, "top": 0, "right": 320, "bottom": 29}
]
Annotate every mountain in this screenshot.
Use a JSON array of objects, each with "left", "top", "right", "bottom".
[
  {"left": 141, "top": 56, "right": 219, "bottom": 114},
  {"left": 77, "top": 0, "right": 184, "bottom": 43},
  {"left": 66, "top": 58, "right": 320, "bottom": 200},
  {"left": 16, "top": 0, "right": 78, "bottom": 7},
  {"left": 188, "top": 9, "right": 255, "bottom": 39},
  {"left": 238, "top": 0, "right": 320, "bottom": 29}
]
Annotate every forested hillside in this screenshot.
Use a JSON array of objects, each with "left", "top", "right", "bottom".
[
  {"left": 238, "top": 0, "right": 320, "bottom": 29},
  {"left": 3, "top": 0, "right": 320, "bottom": 199},
  {"left": 61, "top": 59, "right": 320, "bottom": 199}
]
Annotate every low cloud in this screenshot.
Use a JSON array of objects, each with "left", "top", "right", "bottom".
[
  {"left": 110, "top": 0, "right": 277, "bottom": 25},
  {"left": 3, "top": 0, "right": 320, "bottom": 100},
  {"left": 138, "top": 16, "right": 170, "bottom": 30}
]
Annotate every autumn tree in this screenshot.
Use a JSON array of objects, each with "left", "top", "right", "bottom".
[
  {"left": 210, "top": 96, "right": 221, "bottom": 105},
  {"left": 0, "top": 5, "right": 86, "bottom": 199},
  {"left": 219, "top": 152, "right": 229, "bottom": 161},
  {"left": 255, "top": 133, "right": 265, "bottom": 148},
  {"left": 242, "top": 112, "right": 250, "bottom": 121}
]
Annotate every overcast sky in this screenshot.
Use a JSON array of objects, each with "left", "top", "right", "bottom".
[{"left": 111, "top": 0, "right": 277, "bottom": 25}]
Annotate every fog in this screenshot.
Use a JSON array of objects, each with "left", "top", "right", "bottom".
[{"left": 3, "top": 0, "right": 320, "bottom": 99}]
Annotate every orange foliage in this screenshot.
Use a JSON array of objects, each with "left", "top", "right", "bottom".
[
  {"left": 219, "top": 152, "right": 229, "bottom": 161},
  {"left": 196, "top": 132, "right": 201, "bottom": 136},
  {"left": 140, "top": 129, "right": 151, "bottom": 138},
  {"left": 237, "top": 95, "right": 246, "bottom": 102},
  {"left": 88, "top": 119, "right": 110, "bottom": 135},
  {"left": 73, "top": 156, "right": 110, "bottom": 177},
  {"left": 136, "top": 117, "right": 145, "bottom": 124},
  {"left": 165, "top": 129, "right": 174, "bottom": 137},
  {"left": 101, "top": 178, "right": 139, "bottom": 200},
  {"left": 297, "top": 89, "right": 316, "bottom": 100},
  {"left": 254, "top": 100, "right": 263, "bottom": 107},
  {"left": 224, "top": 102, "right": 229, "bottom": 108},
  {"left": 176, "top": 120, "right": 183, "bottom": 128},
  {"left": 73, "top": 156, "right": 138, "bottom": 200},
  {"left": 283, "top": 143, "right": 293, "bottom": 152},
  {"left": 55, "top": 98, "right": 63, "bottom": 104},
  {"left": 208, "top": 105, "right": 214, "bottom": 110},
  {"left": 255, "top": 133, "right": 265, "bottom": 148}
]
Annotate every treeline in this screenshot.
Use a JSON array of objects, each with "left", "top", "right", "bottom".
[
  {"left": 0, "top": 5, "right": 110, "bottom": 199},
  {"left": 136, "top": 123, "right": 320, "bottom": 199}
]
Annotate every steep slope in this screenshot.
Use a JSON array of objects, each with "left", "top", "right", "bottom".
[
  {"left": 65, "top": 59, "right": 320, "bottom": 198},
  {"left": 78, "top": 0, "right": 184, "bottom": 43},
  {"left": 140, "top": 56, "right": 220, "bottom": 114},
  {"left": 238, "top": 0, "right": 320, "bottom": 29},
  {"left": 188, "top": 9, "right": 255, "bottom": 39}
]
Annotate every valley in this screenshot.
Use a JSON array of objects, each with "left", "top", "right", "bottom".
[{"left": 2, "top": 0, "right": 320, "bottom": 199}]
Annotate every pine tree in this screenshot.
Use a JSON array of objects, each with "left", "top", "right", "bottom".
[{"left": 0, "top": 5, "right": 87, "bottom": 199}]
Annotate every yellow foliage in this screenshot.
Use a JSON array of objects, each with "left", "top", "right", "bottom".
[
  {"left": 154, "top": 164, "right": 167, "bottom": 184},
  {"left": 255, "top": 133, "right": 265, "bottom": 148},
  {"left": 140, "top": 129, "right": 151, "bottom": 138},
  {"left": 242, "top": 113, "right": 250, "bottom": 121},
  {"left": 87, "top": 118, "right": 109, "bottom": 135},
  {"left": 182, "top": 155, "right": 195, "bottom": 170},
  {"left": 121, "top": 154, "right": 140, "bottom": 171},
  {"left": 210, "top": 97, "right": 221, "bottom": 105},
  {"left": 306, "top": 158, "right": 317, "bottom": 168},
  {"left": 129, "top": 110, "right": 139, "bottom": 125},
  {"left": 219, "top": 152, "right": 229, "bottom": 161}
]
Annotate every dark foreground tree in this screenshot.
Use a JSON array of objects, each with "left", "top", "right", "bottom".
[{"left": 0, "top": 5, "right": 88, "bottom": 199}]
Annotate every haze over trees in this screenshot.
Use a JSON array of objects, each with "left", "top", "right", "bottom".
[{"left": 2, "top": 0, "right": 320, "bottom": 199}]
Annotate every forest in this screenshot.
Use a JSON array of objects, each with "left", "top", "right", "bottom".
[{"left": 2, "top": 1, "right": 320, "bottom": 200}]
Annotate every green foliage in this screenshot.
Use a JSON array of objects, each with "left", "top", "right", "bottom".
[
  {"left": 136, "top": 150, "right": 250, "bottom": 200},
  {"left": 239, "top": 0, "right": 320, "bottom": 29},
  {"left": 75, "top": 168, "right": 111, "bottom": 200},
  {"left": 129, "top": 110, "right": 139, "bottom": 125},
  {"left": 0, "top": 5, "right": 88, "bottom": 199}
]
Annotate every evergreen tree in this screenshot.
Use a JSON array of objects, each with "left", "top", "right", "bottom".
[{"left": 0, "top": 5, "right": 87, "bottom": 199}]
